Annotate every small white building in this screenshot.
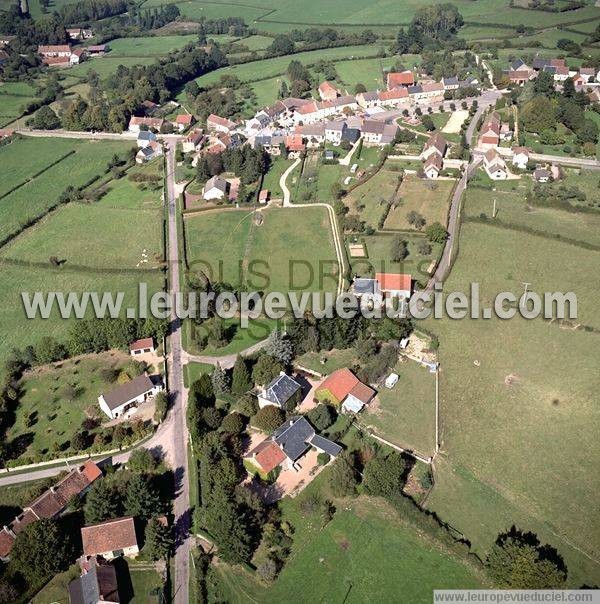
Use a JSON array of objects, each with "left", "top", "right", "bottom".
[
  {"left": 483, "top": 149, "right": 508, "bottom": 180},
  {"left": 98, "top": 374, "right": 162, "bottom": 419},
  {"left": 129, "top": 337, "right": 155, "bottom": 356},
  {"left": 202, "top": 175, "right": 229, "bottom": 200},
  {"left": 511, "top": 147, "right": 530, "bottom": 170},
  {"left": 385, "top": 373, "right": 399, "bottom": 389}
]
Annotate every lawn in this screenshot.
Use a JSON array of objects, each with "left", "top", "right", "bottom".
[
  {"left": 101, "top": 35, "right": 197, "bottom": 57},
  {"left": 246, "top": 76, "right": 286, "bottom": 112},
  {"left": 4, "top": 351, "right": 131, "bottom": 461},
  {"left": 31, "top": 565, "right": 81, "bottom": 604},
  {"left": 0, "top": 137, "right": 135, "bottom": 244},
  {"left": 260, "top": 155, "right": 290, "bottom": 199},
  {"left": 230, "top": 35, "right": 274, "bottom": 52},
  {"left": 0, "top": 81, "right": 39, "bottom": 126},
  {"left": 128, "top": 564, "right": 164, "bottom": 603},
  {"left": 348, "top": 234, "right": 440, "bottom": 284},
  {"left": 184, "top": 206, "right": 339, "bottom": 296},
  {"left": 363, "top": 357, "right": 437, "bottom": 456},
  {"left": 68, "top": 56, "right": 158, "bottom": 79},
  {"left": 384, "top": 175, "right": 455, "bottom": 230},
  {"left": 183, "top": 361, "right": 214, "bottom": 387},
  {"left": 422, "top": 221, "right": 600, "bottom": 586},
  {"left": 295, "top": 347, "right": 357, "bottom": 375}
]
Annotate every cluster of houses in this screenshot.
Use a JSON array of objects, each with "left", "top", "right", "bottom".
[
  {"left": 505, "top": 56, "right": 599, "bottom": 88},
  {"left": 245, "top": 366, "right": 377, "bottom": 477},
  {"left": 36, "top": 33, "right": 108, "bottom": 68},
  {"left": 0, "top": 460, "right": 103, "bottom": 561}
]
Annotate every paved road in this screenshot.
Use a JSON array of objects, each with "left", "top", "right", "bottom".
[{"left": 164, "top": 138, "right": 191, "bottom": 604}]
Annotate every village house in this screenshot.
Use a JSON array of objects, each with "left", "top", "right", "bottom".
[
  {"left": 244, "top": 416, "right": 341, "bottom": 476},
  {"left": 387, "top": 70, "right": 414, "bottom": 89},
  {"left": 324, "top": 120, "right": 346, "bottom": 144},
  {"left": 206, "top": 113, "right": 236, "bottom": 133},
  {"left": 483, "top": 148, "right": 508, "bottom": 180},
  {"left": 376, "top": 272, "right": 412, "bottom": 299},
  {"left": 533, "top": 167, "right": 551, "bottom": 183},
  {"left": 407, "top": 84, "right": 424, "bottom": 100},
  {"left": 137, "top": 130, "right": 157, "bottom": 148},
  {"left": 424, "top": 153, "right": 443, "bottom": 179},
  {"left": 0, "top": 461, "right": 102, "bottom": 560},
  {"left": 0, "top": 35, "right": 16, "bottom": 47},
  {"left": 351, "top": 277, "right": 383, "bottom": 307},
  {"left": 285, "top": 133, "right": 305, "bottom": 157},
  {"left": 87, "top": 44, "right": 108, "bottom": 56},
  {"left": 315, "top": 367, "right": 375, "bottom": 414},
  {"left": 66, "top": 27, "right": 93, "bottom": 40},
  {"left": 81, "top": 517, "right": 139, "bottom": 560},
  {"left": 202, "top": 175, "right": 230, "bottom": 200},
  {"left": 377, "top": 87, "right": 409, "bottom": 108},
  {"left": 318, "top": 80, "right": 341, "bottom": 101},
  {"left": 254, "top": 133, "right": 284, "bottom": 155},
  {"left": 257, "top": 372, "right": 302, "bottom": 410},
  {"left": 500, "top": 122, "right": 513, "bottom": 141},
  {"left": 420, "top": 81, "right": 445, "bottom": 100},
  {"left": 173, "top": 113, "right": 194, "bottom": 132},
  {"left": 68, "top": 557, "right": 120, "bottom": 604},
  {"left": 362, "top": 120, "right": 397, "bottom": 145},
  {"left": 130, "top": 337, "right": 155, "bottom": 356},
  {"left": 135, "top": 141, "right": 162, "bottom": 164},
  {"left": 296, "top": 123, "right": 325, "bottom": 147},
  {"left": 98, "top": 374, "right": 163, "bottom": 419},
  {"left": 421, "top": 132, "right": 447, "bottom": 161},
  {"left": 478, "top": 112, "right": 501, "bottom": 149},
  {"left": 504, "top": 58, "right": 536, "bottom": 85},
  {"left": 511, "top": 146, "right": 530, "bottom": 169},
  {"left": 182, "top": 128, "right": 204, "bottom": 153},
  {"left": 356, "top": 91, "right": 380, "bottom": 109},
  {"left": 128, "top": 116, "right": 164, "bottom": 133},
  {"left": 442, "top": 76, "right": 460, "bottom": 91},
  {"left": 259, "top": 189, "right": 269, "bottom": 204},
  {"left": 38, "top": 44, "right": 73, "bottom": 67}
]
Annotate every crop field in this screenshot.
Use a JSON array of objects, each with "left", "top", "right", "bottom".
[
  {"left": 0, "top": 137, "right": 135, "bottom": 243},
  {"left": 364, "top": 357, "right": 437, "bottom": 456},
  {"left": 0, "top": 81, "right": 39, "bottom": 127},
  {"left": 184, "top": 207, "right": 338, "bottom": 295},
  {"left": 348, "top": 234, "right": 439, "bottom": 284},
  {"left": 102, "top": 35, "right": 198, "bottom": 57},
  {"left": 384, "top": 176, "right": 454, "bottom": 230},
  {"left": 4, "top": 352, "right": 130, "bottom": 460},
  {"left": 423, "top": 220, "right": 600, "bottom": 586}
]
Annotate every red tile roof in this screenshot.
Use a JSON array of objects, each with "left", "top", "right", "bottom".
[
  {"left": 82, "top": 517, "right": 138, "bottom": 557},
  {"left": 375, "top": 272, "right": 412, "bottom": 292},
  {"left": 285, "top": 134, "right": 305, "bottom": 151},
  {"left": 176, "top": 114, "right": 193, "bottom": 125},
  {"left": 349, "top": 381, "right": 375, "bottom": 405},
  {"left": 28, "top": 489, "right": 66, "bottom": 519},
  {"left": 0, "top": 529, "right": 15, "bottom": 559},
  {"left": 248, "top": 440, "right": 287, "bottom": 473},
  {"left": 10, "top": 509, "right": 38, "bottom": 535},
  {"left": 387, "top": 71, "right": 414, "bottom": 89},
  {"left": 81, "top": 460, "right": 103, "bottom": 483},
  {"left": 207, "top": 114, "right": 236, "bottom": 129},
  {"left": 129, "top": 337, "right": 154, "bottom": 352},
  {"left": 319, "top": 368, "right": 361, "bottom": 403},
  {"left": 377, "top": 88, "right": 409, "bottom": 102}
]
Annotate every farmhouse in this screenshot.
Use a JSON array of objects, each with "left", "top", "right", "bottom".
[
  {"left": 81, "top": 517, "right": 139, "bottom": 560},
  {"left": 387, "top": 70, "right": 414, "bottom": 89},
  {"left": 206, "top": 113, "right": 236, "bottom": 133},
  {"left": 87, "top": 44, "right": 108, "bottom": 56},
  {"left": 351, "top": 277, "right": 383, "bottom": 307},
  {"left": 376, "top": 272, "right": 412, "bottom": 298},
  {"left": 182, "top": 128, "right": 204, "bottom": 152},
  {"left": 137, "top": 130, "right": 157, "bottom": 148},
  {"left": 296, "top": 122, "right": 325, "bottom": 146},
  {"left": 483, "top": 149, "right": 508, "bottom": 180},
  {"left": 318, "top": 80, "right": 341, "bottom": 101},
  {"left": 245, "top": 416, "right": 341, "bottom": 475},
  {"left": 533, "top": 168, "right": 551, "bottom": 183},
  {"left": 68, "top": 557, "right": 120, "bottom": 604},
  {"left": 377, "top": 87, "right": 409, "bottom": 107},
  {"left": 202, "top": 175, "right": 230, "bottom": 200},
  {"left": 316, "top": 367, "right": 375, "bottom": 413},
  {"left": 38, "top": 44, "right": 71, "bottom": 58},
  {"left": 362, "top": 120, "right": 397, "bottom": 145},
  {"left": 257, "top": 372, "right": 302, "bottom": 410},
  {"left": 0, "top": 461, "right": 102, "bottom": 560},
  {"left": 324, "top": 120, "right": 347, "bottom": 144},
  {"left": 356, "top": 91, "right": 380, "bottom": 109},
  {"left": 98, "top": 374, "right": 163, "bottom": 419},
  {"left": 135, "top": 141, "right": 162, "bottom": 164},
  {"left": 66, "top": 28, "right": 93, "bottom": 40},
  {"left": 130, "top": 337, "right": 155, "bottom": 355},
  {"left": 285, "top": 133, "right": 305, "bottom": 156}
]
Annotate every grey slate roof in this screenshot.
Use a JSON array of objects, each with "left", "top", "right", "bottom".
[
  {"left": 325, "top": 120, "right": 346, "bottom": 132},
  {"left": 543, "top": 65, "right": 557, "bottom": 75},
  {"left": 354, "top": 278, "right": 377, "bottom": 295},
  {"left": 68, "top": 560, "right": 120, "bottom": 604},
  {"left": 510, "top": 58, "right": 525, "bottom": 71},
  {"left": 102, "top": 374, "right": 155, "bottom": 411},
  {"left": 262, "top": 374, "right": 301, "bottom": 408},
  {"left": 205, "top": 175, "right": 228, "bottom": 193},
  {"left": 442, "top": 76, "right": 459, "bottom": 86},
  {"left": 533, "top": 58, "right": 551, "bottom": 70},
  {"left": 273, "top": 416, "right": 315, "bottom": 461},
  {"left": 342, "top": 128, "right": 361, "bottom": 143},
  {"left": 309, "top": 434, "right": 342, "bottom": 457},
  {"left": 138, "top": 131, "right": 157, "bottom": 141},
  {"left": 408, "top": 84, "right": 423, "bottom": 94}
]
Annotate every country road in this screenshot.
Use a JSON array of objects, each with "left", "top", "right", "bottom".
[{"left": 15, "top": 128, "right": 183, "bottom": 141}]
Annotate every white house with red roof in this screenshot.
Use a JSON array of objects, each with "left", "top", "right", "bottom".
[
  {"left": 387, "top": 70, "right": 414, "bottom": 89},
  {"left": 206, "top": 113, "right": 236, "bottom": 133},
  {"left": 173, "top": 113, "right": 194, "bottom": 132},
  {"left": 318, "top": 80, "right": 341, "bottom": 101},
  {"left": 130, "top": 337, "right": 155, "bottom": 356},
  {"left": 81, "top": 517, "right": 139, "bottom": 560},
  {"left": 315, "top": 368, "right": 375, "bottom": 413}
]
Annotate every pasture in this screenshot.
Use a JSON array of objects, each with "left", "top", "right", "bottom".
[
  {"left": 184, "top": 207, "right": 338, "bottom": 296},
  {"left": 423, "top": 221, "right": 600, "bottom": 585},
  {"left": 384, "top": 176, "right": 455, "bottom": 230},
  {"left": 68, "top": 56, "right": 157, "bottom": 79},
  {"left": 101, "top": 35, "right": 197, "bottom": 57},
  {"left": 363, "top": 357, "right": 437, "bottom": 456},
  {"left": 0, "top": 137, "right": 135, "bottom": 243},
  {"left": 0, "top": 81, "right": 39, "bottom": 127}
]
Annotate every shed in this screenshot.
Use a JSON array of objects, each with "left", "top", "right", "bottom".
[{"left": 385, "top": 373, "right": 399, "bottom": 389}]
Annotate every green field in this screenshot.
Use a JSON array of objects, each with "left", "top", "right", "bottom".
[
  {"left": 0, "top": 137, "right": 135, "bottom": 243},
  {"left": 334, "top": 55, "right": 419, "bottom": 91},
  {"left": 363, "top": 358, "right": 437, "bottom": 456},
  {"left": 213, "top": 472, "right": 485, "bottom": 602},
  {"left": 184, "top": 207, "right": 339, "bottom": 295},
  {"left": 0, "top": 81, "right": 39, "bottom": 127},
  {"left": 100, "top": 35, "right": 198, "bottom": 57},
  {"left": 4, "top": 352, "right": 130, "bottom": 460},
  {"left": 68, "top": 56, "right": 158, "bottom": 79},
  {"left": 424, "top": 219, "right": 600, "bottom": 585},
  {"left": 260, "top": 156, "right": 290, "bottom": 199}
]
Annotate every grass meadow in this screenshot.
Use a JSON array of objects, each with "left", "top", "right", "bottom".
[
  {"left": 101, "top": 35, "right": 197, "bottom": 57},
  {"left": 0, "top": 137, "right": 135, "bottom": 243},
  {"left": 0, "top": 81, "right": 39, "bottom": 127},
  {"left": 184, "top": 207, "right": 339, "bottom": 296},
  {"left": 423, "top": 217, "right": 600, "bottom": 586}
]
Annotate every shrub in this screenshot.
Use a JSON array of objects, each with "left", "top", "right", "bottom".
[
  {"left": 317, "top": 452, "right": 331, "bottom": 465},
  {"left": 251, "top": 406, "right": 285, "bottom": 433}
]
